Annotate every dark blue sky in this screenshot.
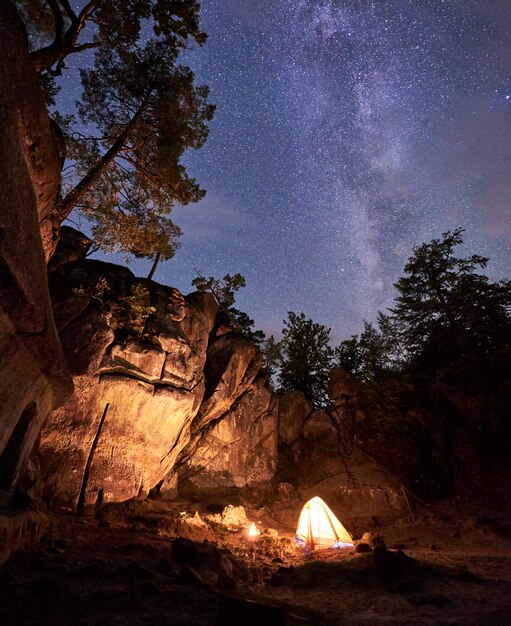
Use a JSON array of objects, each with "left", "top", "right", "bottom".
[{"left": 79, "top": 0, "right": 511, "bottom": 342}]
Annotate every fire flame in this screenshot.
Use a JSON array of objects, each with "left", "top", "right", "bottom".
[{"left": 248, "top": 522, "right": 258, "bottom": 538}]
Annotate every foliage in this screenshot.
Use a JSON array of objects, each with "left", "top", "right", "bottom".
[
  {"left": 391, "top": 228, "right": 511, "bottom": 366},
  {"left": 336, "top": 229, "right": 511, "bottom": 380},
  {"left": 334, "top": 229, "right": 511, "bottom": 495},
  {"left": 278, "top": 312, "right": 334, "bottom": 408},
  {"left": 72, "top": 276, "right": 109, "bottom": 304},
  {"left": 192, "top": 273, "right": 246, "bottom": 308},
  {"left": 15, "top": 0, "right": 214, "bottom": 262},
  {"left": 261, "top": 335, "right": 283, "bottom": 382},
  {"left": 191, "top": 273, "right": 265, "bottom": 346},
  {"left": 108, "top": 283, "right": 156, "bottom": 338}
]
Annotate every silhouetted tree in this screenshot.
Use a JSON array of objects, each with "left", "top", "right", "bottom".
[
  {"left": 261, "top": 335, "right": 283, "bottom": 385},
  {"left": 391, "top": 228, "right": 511, "bottom": 366},
  {"left": 278, "top": 312, "right": 333, "bottom": 408}
]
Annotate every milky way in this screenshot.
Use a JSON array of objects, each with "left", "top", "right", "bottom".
[{"left": 98, "top": 0, "right": 511, "bottom": 342}]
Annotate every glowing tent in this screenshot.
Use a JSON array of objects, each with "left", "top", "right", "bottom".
[{"left": 296, "top": 496, "right": 353, "bottom": 550}]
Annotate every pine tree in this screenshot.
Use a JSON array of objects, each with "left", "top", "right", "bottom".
[
  {"left": 278, "top": 312, "right": 333, "bottom": 408},
  {"left": 15, "top": 0, "right": 214, "bottom": 262}
]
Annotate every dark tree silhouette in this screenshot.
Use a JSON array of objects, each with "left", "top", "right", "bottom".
[{"left": 278, "top": 312, "right": 333, "bottom": 408}]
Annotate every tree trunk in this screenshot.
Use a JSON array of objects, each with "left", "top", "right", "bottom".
[
  {"left": 146, "top": 252, "right": 161, "bottom": 281},
  {"left": 56, "top": 102, "right": 147, "bottom": 221}
]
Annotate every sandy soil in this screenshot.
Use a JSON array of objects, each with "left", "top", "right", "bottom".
[{"left": 1, "top": 496, "right": 510, "bottom": 625}]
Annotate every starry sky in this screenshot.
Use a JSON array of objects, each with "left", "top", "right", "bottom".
[{"left": 87, "top": 0, "right": 511, "bottom": 343}]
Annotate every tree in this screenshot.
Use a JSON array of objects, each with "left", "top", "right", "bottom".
[
  {"left": 192, "top": 273, "right": 246, "bottom": 309},
  {"left": 191, "top": 273, "right": 265, "bottom": 347},
  {"left": 335, "top": 314, "right": 405, "bottom": 381},
  {"left": 391, "top": 228, "right": 511, "bottom": 364},
  {"left": 278, "top": 312, "right": 334, "bottom": 408},
  {"left": 15, "top": 0, "right": 214, "bottom": 263},
  {"left": 261, "top": 335, "right": 283, "bottom": 385}
]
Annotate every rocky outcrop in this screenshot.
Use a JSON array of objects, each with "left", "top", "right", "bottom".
[
  {"left": 47, "top": 225, "right": 93, "bottom": 273},
  {"left": 278, "top": 390, "right": 312, "bottom": 445},
  {"left": 39, "top": 257, "right": 274, "bottom": 509},
  {"left": 0, "top": 5, "right": 65, "bottom": 262},
  {"left": 0, "top": 2, "right": 72, "bottom": 493},
  {"left": 329, "top": 367, "right": 361, "bottom": 409},
  {"left": 39, "top": 260, "right": 222, "bottom": 509},
  {"left": 178, "top": 378, "right": 278, "bottom": 501},
  {"left": 193, "top": 333, "right": 263, "bottom": 432},
  {"left": 277, "top": 374, "right": 406, "bottom": 525}
]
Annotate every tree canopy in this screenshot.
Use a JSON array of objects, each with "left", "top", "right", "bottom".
[
  {"left": 278, "top": 312, "right": 333, "bottom": 408},
  {"left": 191, "top": 273, "right": 266, "bottom": 347},
  {"left": 391, "top": 228, "right": 511, "bottom": 365},
  {"left": 15, "top": 0, "right": 214, "bottom": 263}
]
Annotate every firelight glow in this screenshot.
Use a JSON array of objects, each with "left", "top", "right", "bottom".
[{"left": 248, "top": 522, "right": 258, "bottom": 538}]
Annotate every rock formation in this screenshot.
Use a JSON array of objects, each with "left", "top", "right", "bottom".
[
  {"left": 39, "top": 258, "right": 217, "bottom": 508},
  {"left": 38, "top": 244, "right": 405, "bottom": 523},
  {"left": 178, "top": 377, "right": 278, "bottom": 502},
  {"left": 39, "top": 254, "right": 269, "bottom": 510},
  {"left": 0, "top": 2, "right": 72, "bottom": 494},
  {"left": 276, "top": 369, "right": 405, "bottom": 525}
]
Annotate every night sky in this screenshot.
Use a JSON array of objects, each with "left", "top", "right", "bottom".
[{"left": 86, "top": 0, "right": 511, "bottom": 343}]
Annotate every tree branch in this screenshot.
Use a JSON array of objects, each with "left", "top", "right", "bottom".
[
  {"left": 47, "top": 0, "right": 65, "bottom": 43},
  {"left": 57, "top": 0, "right": 77, "bottom": 23},
  {"left": 57, "top": 99, "right": 149, "bottom": 220},
  {"left": 31, "top": 0, "right": 101, "bottom": 72}
]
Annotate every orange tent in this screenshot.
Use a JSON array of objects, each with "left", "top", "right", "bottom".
[{"left": 296, "top": 496, "right": 353, "bottom": 550}]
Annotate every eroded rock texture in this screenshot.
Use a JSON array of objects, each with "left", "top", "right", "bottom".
[
  {"left": 39, "top": 259, "right": 222, "bottom": 509},
  {"left": 39, "top": 254, "right": 272, "bottom": 510},
  {"left": 178, "top": 378, "right": 278, "bottom": 501},
  {"left": 0, "top": 2, "right": 72, "bottom": 493}
]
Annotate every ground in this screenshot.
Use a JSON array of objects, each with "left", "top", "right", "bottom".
[{"left": 0, "top": 495, "right": 510, "bottom": 625}]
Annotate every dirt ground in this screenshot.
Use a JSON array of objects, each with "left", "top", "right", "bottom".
[{"left": 1, "top": 495, "right": 510, "bottom": 625}]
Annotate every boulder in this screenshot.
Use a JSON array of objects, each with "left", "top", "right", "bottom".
[
  {"left": 302, "top": 411, "right": 336, "bottom": 442},
  {"left": 178, "top": 378, "right": 278, "bottom": 500},
  {"left": 328, "top": 368, "right": 361, "bottom": 407},
  {"left": 193, "top": 333, "right": 263, "bottom": 431},
  {"left": 47, "top": 226, "right": 93, "bottom": 273},
  {"left": 0, "top": 2, "right": 72, "bottom": 493},
  {"left": 278, "top": 391, "right": 312, "bottom": 445}
]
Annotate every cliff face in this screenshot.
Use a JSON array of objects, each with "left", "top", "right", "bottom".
[
  {"left": 0, "top": 2, "right": 72, "bottom": 494},
  {"left": 39, "top": 257, "right": 269, "bottom": 509}
]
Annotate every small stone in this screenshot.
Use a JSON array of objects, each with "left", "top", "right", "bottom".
[
  {"left": 372, "top": 545, "right": 409, "bottom": 581},
  {"left": 360, "top": 532, "right": 385, "bottom": 549},
  {"left": 355, "top": 542, "right": 372, "bottom": 553},
  {"left": 171, "top": 537, "right": 200, "bottom": 565},
  {"left": 264, "top": 528, "right": 279, "bottom": 538},
  {"left": 196, "top": 541, "right": 221, "bottom": 571},
  {"left": 216, "top": 570, "right": 237, "bottom": 591}
]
